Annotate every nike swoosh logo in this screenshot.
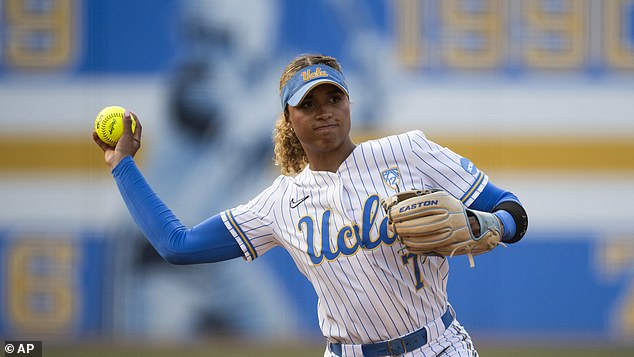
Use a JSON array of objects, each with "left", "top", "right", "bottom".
[{"left": 290, "top": 195, "right": 310, "bottom": 208}]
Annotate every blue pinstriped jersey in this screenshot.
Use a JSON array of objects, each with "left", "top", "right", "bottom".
[{"left": 221, "top": 130, "right": 488, "bottom": 344}]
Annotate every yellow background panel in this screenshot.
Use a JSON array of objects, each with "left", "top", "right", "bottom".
[{"left": 0, "top": 134, "right": 632, "bottom": 173}]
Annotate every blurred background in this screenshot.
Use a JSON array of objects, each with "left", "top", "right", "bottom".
[{"left": 0, "top": 0, "right": 633, "bottom": 355}]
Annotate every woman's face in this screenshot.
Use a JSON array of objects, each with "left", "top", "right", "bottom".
[{"left": 287, "top": 83, "right": 352, "bottom": 157}]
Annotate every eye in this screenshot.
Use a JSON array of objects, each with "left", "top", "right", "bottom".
[
  {"left": 330, "top": 93, "right": 343, "bottom": 104},
  {"left": 300, "top": 100, "right": 313, "bottom": 109}
]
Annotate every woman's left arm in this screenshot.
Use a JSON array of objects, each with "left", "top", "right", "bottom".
[{"left": 468, "top": 182, "right": 528, "bottom": 244}]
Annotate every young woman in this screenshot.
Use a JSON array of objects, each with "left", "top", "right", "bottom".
[{"left": 93, "top": 54, "right": 527, "bottom": 356}]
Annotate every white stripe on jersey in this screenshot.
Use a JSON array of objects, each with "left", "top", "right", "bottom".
[{"left": 221, "top": 130, "right": 488, "bottom": 344}]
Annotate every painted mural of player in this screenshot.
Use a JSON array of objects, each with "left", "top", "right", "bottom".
[
  {"left": 92, "top": 54, "right": 528, "bottom": 356},
  {"left": 122, "top": 0, "right": 287, "bottom": 338}
]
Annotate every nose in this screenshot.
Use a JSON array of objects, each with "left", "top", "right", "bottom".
[
  {"left": 315, "top": 112, "right": 333, "bottom": 120},
  {"left": 315, "top": 104, "right": 333, "bottom": 120}
]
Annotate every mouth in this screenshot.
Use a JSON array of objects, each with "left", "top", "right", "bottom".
[{"left": 314, "top": 123, "right": 339, "bottom": 132}]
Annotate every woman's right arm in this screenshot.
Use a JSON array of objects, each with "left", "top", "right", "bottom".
[
  {"left": 112, "top": 157, "right": 243, "bottom": 264},
  {"left": 93, "top": 111, "right": 243, "bottom": 264}
]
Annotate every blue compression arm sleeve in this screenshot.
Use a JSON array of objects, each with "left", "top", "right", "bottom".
[
  {"left": 469, "top": 182, "right": 521, "bottom": 243},
  {"left": 112, "top": 156, "right": 243, "bottom": 264}
]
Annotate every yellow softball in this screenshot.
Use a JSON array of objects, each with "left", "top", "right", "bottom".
[{"left": 94, "top": 106, "right": 136, "bottom": 146}]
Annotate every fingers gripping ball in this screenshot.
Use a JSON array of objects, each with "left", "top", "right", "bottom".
[{"left": 94, "top": 106, "right": 136, "bottom": 146}]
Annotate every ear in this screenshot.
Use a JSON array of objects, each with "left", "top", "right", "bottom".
[
  {"left": 284, "top": 108, "right": 292, "bottom": 124},
  {"left": 283, "top": 110, "right": 296, "bottom": 133}
]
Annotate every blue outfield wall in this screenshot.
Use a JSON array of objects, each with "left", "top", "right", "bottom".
[
  {"left": 260, "top": 231, "right": 634, "bottom": 340},
  {"left": 446, "top": 232, "right": 627, "bottom": 337},
  {"left": 0, "top": 231, "right": 111, "bottom": 339},
  {"left": 1, "top": 229, "right": 630, "bottom": 341}
]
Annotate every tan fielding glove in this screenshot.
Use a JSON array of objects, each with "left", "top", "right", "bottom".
[{"left": 381, "top": 189, "right": 503, "bottom": 267}]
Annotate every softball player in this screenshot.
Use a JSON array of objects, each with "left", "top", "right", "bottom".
[{"left": 93, "top": 54, "right": 527, "bottom": 356}]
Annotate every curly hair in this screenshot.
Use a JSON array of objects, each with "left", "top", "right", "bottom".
[{"left": 273, "top": 54, "right": 344, "bottom": 176}]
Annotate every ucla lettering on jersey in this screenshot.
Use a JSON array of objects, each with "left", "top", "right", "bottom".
[{"left": 300, "top": 195, "right": 397, "bottom": 265}]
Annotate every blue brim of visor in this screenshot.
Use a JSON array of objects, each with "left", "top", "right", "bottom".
[{"left": 280, "top": 64, "right": 349, "bottom": 108}]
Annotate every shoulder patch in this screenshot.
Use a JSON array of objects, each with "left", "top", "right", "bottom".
[
  {"left": 460, "top": 158, "right": 478, "bottom": 175},
  {"left": 381, "top": 167, "right": 401, "bottom": 190}
]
